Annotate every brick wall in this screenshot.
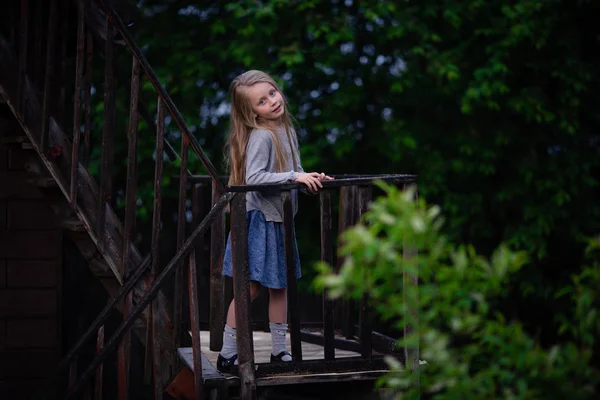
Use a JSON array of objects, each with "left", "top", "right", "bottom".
[{"left": 0, "top": 126, "right": 62, "bottom": 399}]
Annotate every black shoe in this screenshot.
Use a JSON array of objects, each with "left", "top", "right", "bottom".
[
  {"left": 216, "top": 353, "right": 238, "bottom": 374},
  {"left": 270, "top": 351, "right": 292, "bottom": 363}
]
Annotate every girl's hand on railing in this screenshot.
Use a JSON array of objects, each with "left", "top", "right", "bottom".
[
  {"left": 317, "top": 172, "right": 334, "bottom": 181},
  {"left": 295, "top": 172, "right": 331, "bottom": 192}
]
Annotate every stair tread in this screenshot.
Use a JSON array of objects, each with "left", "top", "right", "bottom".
[
  {"left": 176, "top": 348, "right": 227, "bottom": 383},
  {"left": 27, "top": 177, "right": 58, "bottom": 188},
  {"left": 58, "top": 218, "right": 86, "bottom": 232},
  {"left": 0, "top": 136, "right": 29, "bottom": 144}
]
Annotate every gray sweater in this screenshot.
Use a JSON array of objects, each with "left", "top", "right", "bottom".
[{"left": 245, "top": 128, "right": 304, "bottom": 222}]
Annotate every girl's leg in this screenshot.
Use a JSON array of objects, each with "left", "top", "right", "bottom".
[
  {"left": 268, "top": 288, "right": 287, "bottom": 323},
  {"left": 268, "top": 288, "right": 292, "bottom": 361},
  {"left": 219, "top": 281, "right": 261, "bottom": 363},
  {"left": 226, "top": 281, "right": 261, "bottom": 328}
]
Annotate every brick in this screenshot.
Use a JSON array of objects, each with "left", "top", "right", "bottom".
[
  {"left": 0, "top": 260, "right": 5, "bottom": 288},
  {"left": 0, "top": 172, "right": 43, "bottom": 200},
  {"left": 0, "top": 230, "right": 60, "bottom": 259},
  {"left": 0, "top": 349, "right": 59, "bottom": 378},
  {"left": 7, "top": 200, "right": 57, "bottom": 230},
  {"left": 7, "top": 261, "right": 58, "bottom": 288},
  {"left": 6, "top": 319, "right": 57, "bottom": 348},
  {"left": 7, "top": 148, "right": 29, "bottom": 171},
  {"left": 0, "top": 290, "right": 57, "bottom": 318},
  {"left": 0, "top": 200, "right": 5, "bottom": 230},
  {"left": 0, "top": 379, "right": 53, "bottom": 400}
]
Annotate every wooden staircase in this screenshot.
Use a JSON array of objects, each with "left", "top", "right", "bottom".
[
  {"left": 2, "top": 1, "right": 420, "bottom": 399},
  {"left": 0, "top": 0, "right": 230, "bottom": 396},
  {"left": 0, "top": 5, "right": 177, "bottom": 397}
]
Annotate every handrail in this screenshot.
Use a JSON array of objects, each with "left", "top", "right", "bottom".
[
  {"left": 185, "top": 173, "right": 417, "bottom": 191},
  {"left": 226, "top": 174, "right": 417, "bottom": 192}
]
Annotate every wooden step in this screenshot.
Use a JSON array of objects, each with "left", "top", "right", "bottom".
[
  {"left": 0, "top": 136, "right": 37, "bottom": 151},
  {"left": 58, "top": 218, "right": 86, "bottom": 232},
  {"left": 0, "top": 135, "right": 28, "bottom": 144},
  {"left": 26, "top": 177, "right": 58, "bottom": 188},
  {"left": 177, "top": 347, "right": 228, "bottom": 384}
]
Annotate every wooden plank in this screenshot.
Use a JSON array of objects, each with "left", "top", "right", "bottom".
[
  {"left": 119, "top": 54, "right": 140, "bottom": 400},
  {"left": 319, "top": 190, "right": 335, "bottom": 360},
  {"left": 337, "top": 186, "right": 357, "bottom": 339},
  {"left": 82, "top": 29, "right": 92, "bottom": 168},
  {"left": 255, "top": 370, "right": 387, "bottom": 386},
  {"left": 230, "top": 193, "right": 257, "bottom": 399},
  {"left": 402, "top": 184, "right": 420, "bottom": 378},
  {"left": 178, "top": 345, "right": 387, "bottom": 387},
  {"left": 358, "top": 185, "right": 372, "bottom": 359},
  {"left": 177, "top": 347, "right": 225, "bottom": 384},
  {"left": 281, "top": 191, "right": 301, "bottom": 361},
  {"left": 41, "top": 0, "right": 58, "bottom": 150},
  {"left": 7, "top": 200, "right": 56, "bottom": 230},
  {"left": 151, "top": 97, "right": 168, "bottom": 398},
  {"left": 173, "top": 110, "right": 189, "bottom": 359},
  {"left": 209, "top": 180, "right": 226, "bottom": 351},
  {"left": 301, "top": 329, "right": 405, "bottom": 360},
  {"left": 17, "top": 0, "right": 29, "bottom": 114},
  {"left": 31, "top": 0, "right": 45, "bottom": 88},
  {"left": 0, "top": 231, "right": 60, "bottom": 259},
  {"left": 6, "top": 318, "right": 57, "bottom": 348},
  {"left": 69, "top": 0, "right": 85, "bottom": 209},
  {"left": 0, "top": 290, "right": 56, "bottom": 317},
  {"left": 95, "top": 325, "right": 104, "bottom": 400},
  {"left": 97, "top": 17, "right": 116, "bottom": 239},
  {"left": 188, "top": 250, "right": 204, "bottom": 398},
  {"left": 6, "top": 261, "right": 58, "bottom": 288},
  {"left": 57, "top": 218, "right": 85, "bottom": 232},
  {"left": 226, "top": 175, "right": 416, "bottom": 193},
  {"left": 198, "top": 331, "right": 360, "bottom": 366}
]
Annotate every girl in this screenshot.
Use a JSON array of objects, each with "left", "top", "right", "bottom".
[{"left": 218, "top": 70, "right": 332, "bottom": 373}]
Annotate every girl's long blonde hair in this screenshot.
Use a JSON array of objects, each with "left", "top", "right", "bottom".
[{"left": 225, "top": 70, "right": 299, "bottom": 185}]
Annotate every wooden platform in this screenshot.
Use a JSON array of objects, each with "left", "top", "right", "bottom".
[
  {"left": 200, "top": 330, "right": 361, "bottom": 364},
  {"left": 178, "top": 331, "right": 391, "bottom": 388}
]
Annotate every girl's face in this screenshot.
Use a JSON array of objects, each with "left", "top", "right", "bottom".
[{"left": 245, "top": 82, "right": 285, "bottom": 122}]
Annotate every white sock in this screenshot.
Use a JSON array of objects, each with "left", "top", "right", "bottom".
[
  {"left": 220, "top": 325, "right": 238, "bottom": 364},
  {"left": 270, "top": 322, "right": 292, "bottom": 361}
]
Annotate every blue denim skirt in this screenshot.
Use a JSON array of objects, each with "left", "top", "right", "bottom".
[{"left": 222, "top": 210, "right": 302, "bottom": 289}]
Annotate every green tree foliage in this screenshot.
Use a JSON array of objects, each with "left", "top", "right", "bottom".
[
  {"left": 89, "top": 0, "right": 599, "bottom": 323},
  {"left": 316, "top": 182, "right": 600, "bottom": 399}
]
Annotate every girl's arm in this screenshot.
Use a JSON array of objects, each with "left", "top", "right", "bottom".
[{"left": 246, "top": 131, "right": 298, "bottom": 185}]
